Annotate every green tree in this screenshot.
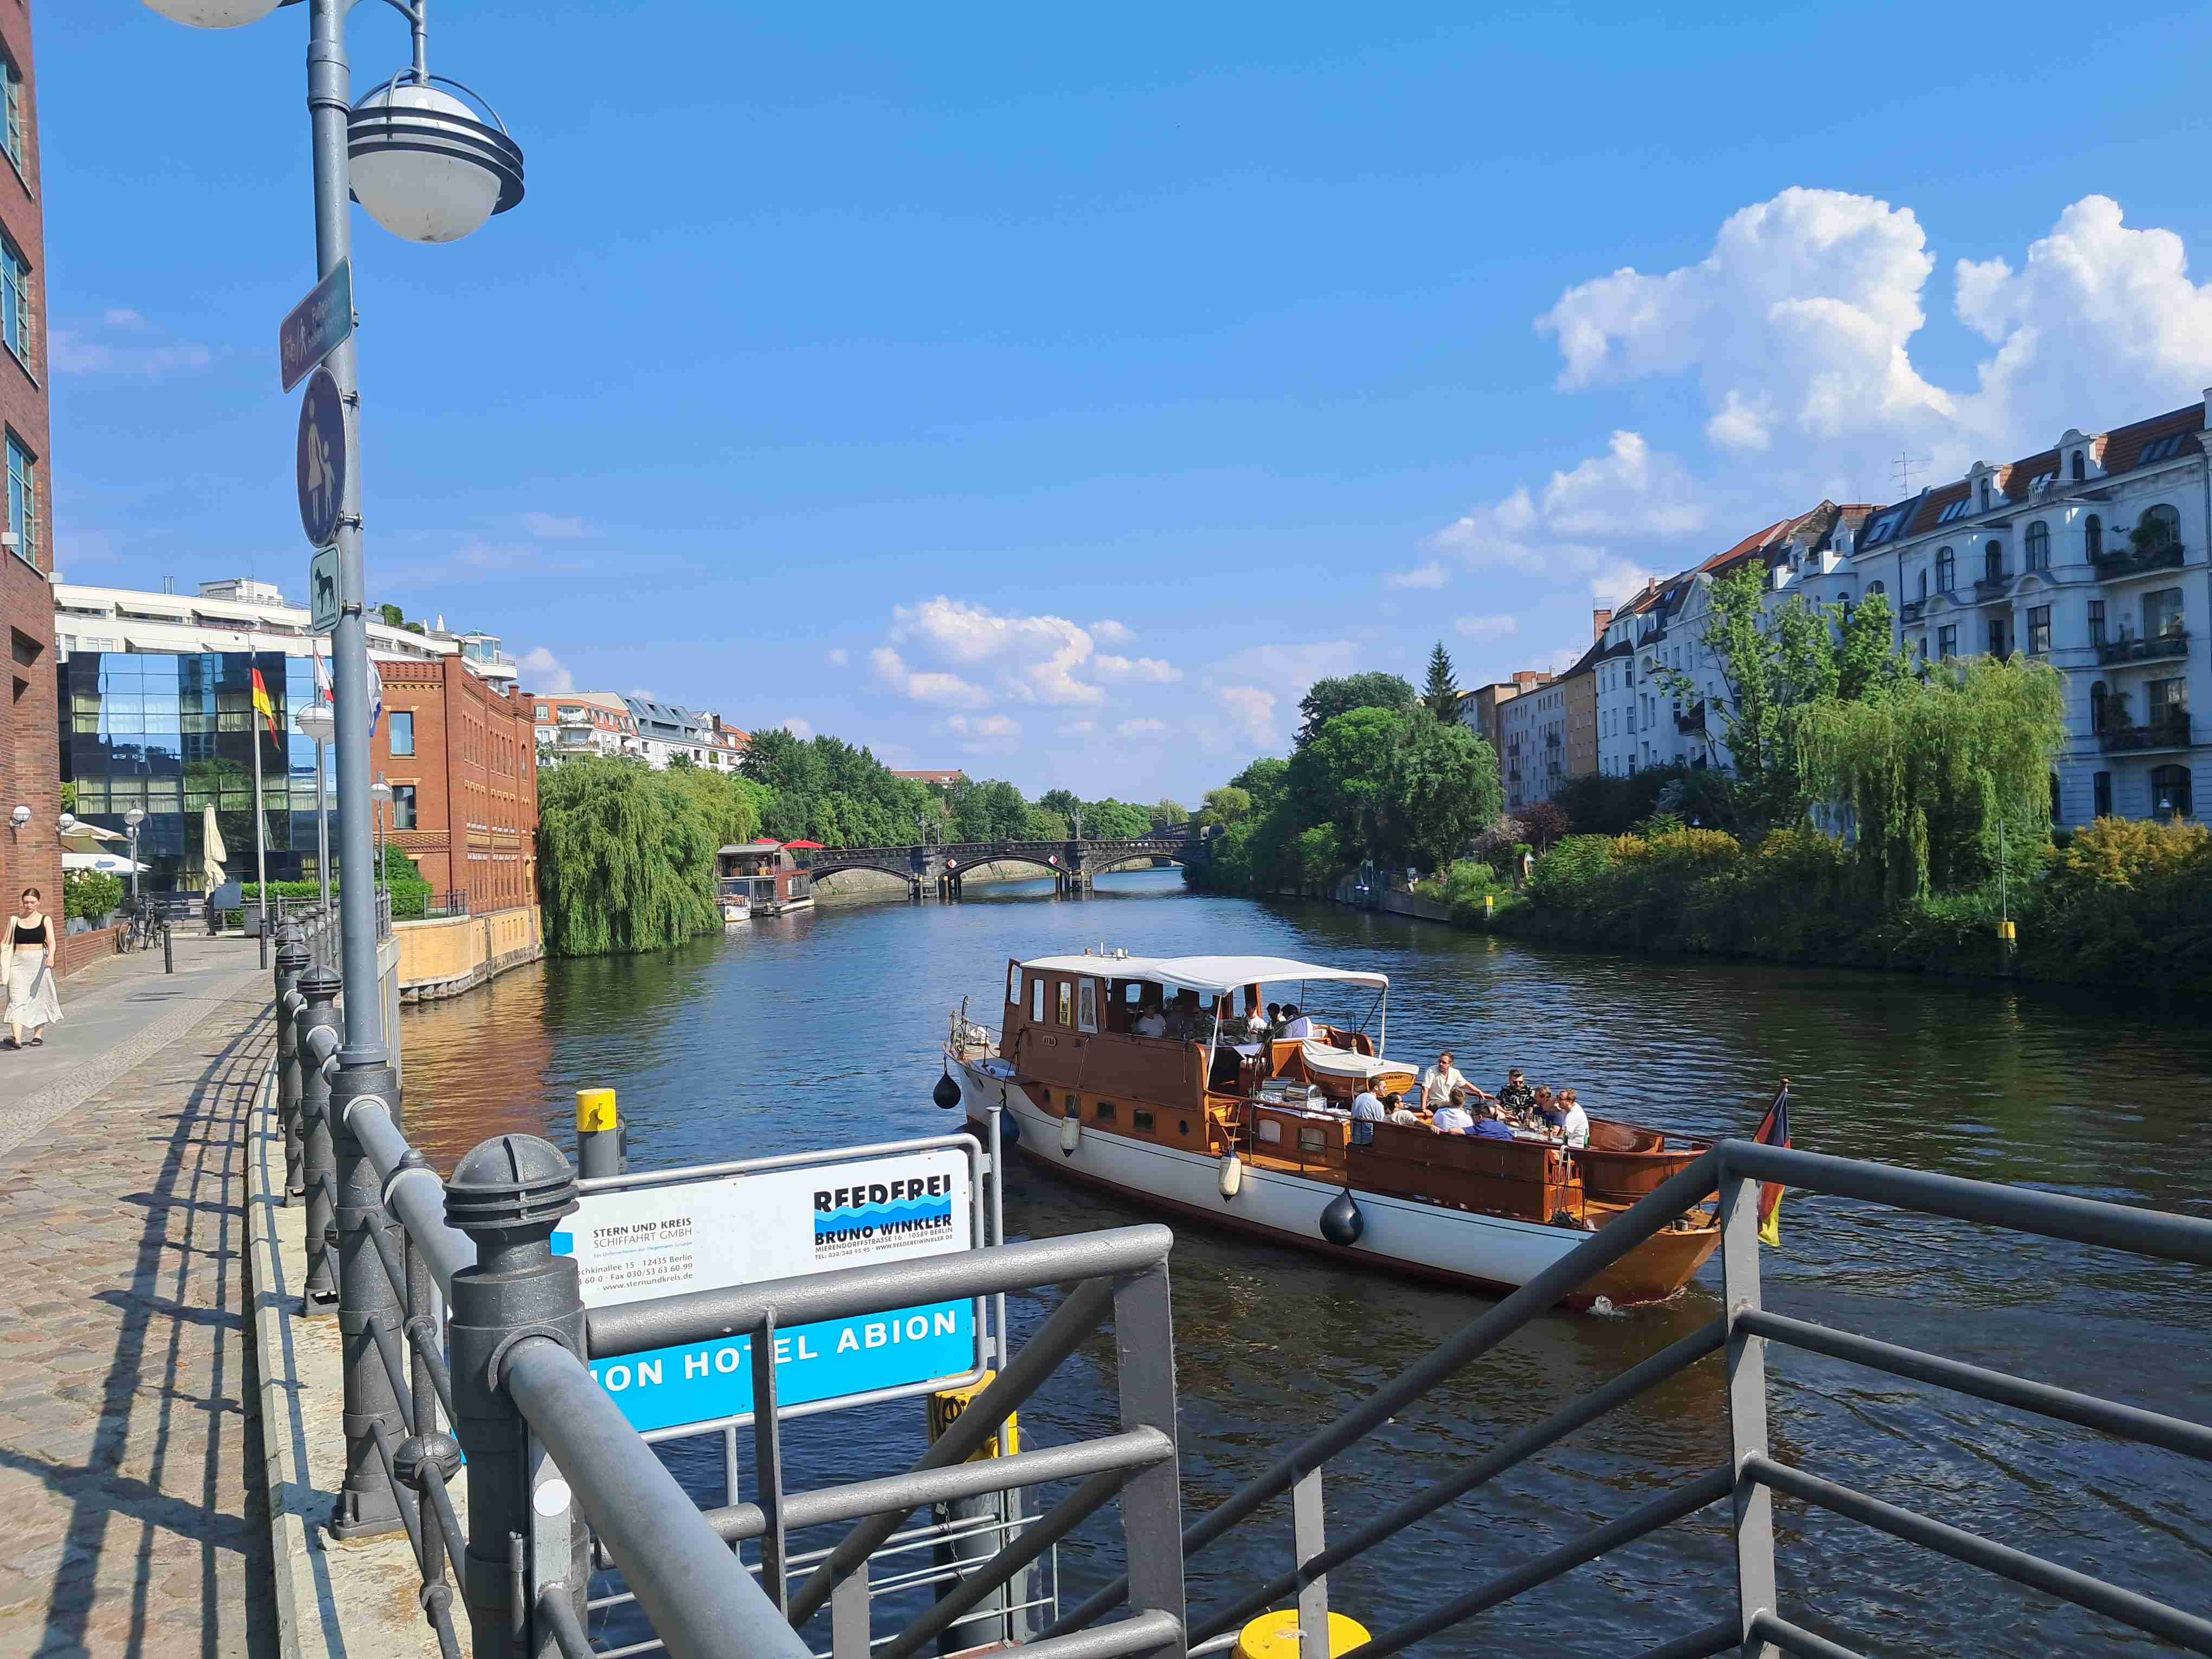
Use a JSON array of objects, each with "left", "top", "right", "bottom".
[
  {"left": 1230, "top": 757, "right": 1289, "bottom": 816},
  {"left": 1079, "top": 798, "right": 1153, "bottom": 839},
  {"left": 1422, "top": 641, "right": 1461, "bottom": 722},
  {"left": 1389, "top": 713, "right": 1503, "bottom": 867},
  {"left": 1023, "top": 806, "right": 1069, "bottom": 841},
  {"left": 536, "top": 756, "right": 723, "bottom": 955},
  {"left": 1792, "top": 655, "right": 2067, "bottom": 906},
  {"left": 667, "top": 752, "right": 697, "bottom": 771},
  {"left": 1295, "top": 672, "right": 1417, "bottom": 746},
  {"left": 1149, "top": 799, "right": 1188, "bottom": 833},
  {"left": 1200, "top": 786, "right": 1252, "bottom": 830},
  {"left": 1036, "top": 788, "right": 1084, "bottom": 824},
  {"left": 377, "top": 603, "right": 406, "bottom": 628}
]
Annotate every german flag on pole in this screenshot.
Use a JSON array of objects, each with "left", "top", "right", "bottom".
[
  {"left": 1753, "top": 1080, "right": 1791, "bottom": 1247},
  {"left": 250, "top": 667, "right": 281, "bottom": 740}
]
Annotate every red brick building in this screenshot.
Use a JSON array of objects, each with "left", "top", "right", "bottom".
[
  {"left": 371, "top": 653, "right": 538, "bottom": 915},
  {"left": 0, "top": 1, "right": 55, "bottom": 922}
]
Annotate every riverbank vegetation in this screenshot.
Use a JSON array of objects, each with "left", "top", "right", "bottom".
[{"left": 536, "top": 735, "right": 1185, "bottom": 956}]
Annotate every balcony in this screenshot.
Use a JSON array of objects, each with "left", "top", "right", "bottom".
[
  {"left": 1972, "top": 574, "right": 2011, "bottom": 603},
  {"left": 1676, "top": 703, "right": 1707, "bottom": 736},
  {"left": 2092, "top": 542, "right": 2185, "bottom": 581},
  {"left": 2095, "top": 631, "right": 2190, "bottom": 666},
  {"left": 1900, "top": 599, "right": 1926, "bottom": 623},
  {"left": 2097, "top": 716, "right": 2194, "bottom": 754}
]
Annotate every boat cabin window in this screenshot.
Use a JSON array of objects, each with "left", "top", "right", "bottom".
[
  {"left": 1007, "top": 964, "right": 1021, "bottom": 1005},
  {"left": 1031, "top": 977, "right": 1044, "bottom": 1023},
  {"left": 1056, "top": 981, "right": 1072, "bottom": 1026},
  {"left": 1256, "top": 1119, "right": 1282, "bottom": 1145},
  {"left": 1094, "top": 1101, "right": 1117, "bottom": 1122},
  {"left": 1077, "top": 979, "right": 1098, "bottom": 1033},
  {"left": 1134, "top": 1110, "right": 1155, "bottom": 1133},
  {"left": 1298, "top": 1126, "right": 1328, "bottom": 1152}
]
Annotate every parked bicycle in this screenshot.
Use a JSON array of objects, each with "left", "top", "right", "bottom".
[{"left": 125, "top": 899, "right": 171, "bottom": 954}]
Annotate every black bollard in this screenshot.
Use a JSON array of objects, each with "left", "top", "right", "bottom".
[
  {"left": 330, "top": 1053, "right": 408, "bottom": 1539},
  {"left": 274, "top": 924, "right": 309, "bottom": 1201},
  {"left": 298, "top": 966, "right": 343, "bottom": 1311}
]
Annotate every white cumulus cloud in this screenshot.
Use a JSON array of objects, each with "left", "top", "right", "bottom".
[
  {"left": 50, "top": 308, "right": 213, "bottom": 378},
  {"left": 870, "top": 646, "right": 989, "bottom": 708},
  {"left": 945, "top": 713, "right": 1022, "bottom": 751},
  {"left": 781, "top": 718, "right": 814, "bottom": 740},
  {"left": 1385, "top": 562, "right": 1449, "bottom": 590},
  {"left": 1089, "top": 619, "right": 1136, "bottom": 646},
  {"left": 1116, "top": 718, "right": 1166, "bottom": 740},
  {"left": 517, "top": 646, "right": 574, "bottom": 693},
  {"left": 884, "top": 597, "right": 1182, "bottom": 706}
]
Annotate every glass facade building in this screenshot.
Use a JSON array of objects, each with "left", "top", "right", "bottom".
[{"left": 61, "top": 651, "right": 338, "bottom": 891}]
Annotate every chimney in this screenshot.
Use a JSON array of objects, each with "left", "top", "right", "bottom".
[{"left": 1592, "top": 606, "right": 1612, "bottom": 640}]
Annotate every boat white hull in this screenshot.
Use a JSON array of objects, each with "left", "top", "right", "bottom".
[
  {"left": 722, "top": 900, "right": 753, "bottom": 923},
  {"left": 951, "top": 1055, "right": 1626, "bottom": 1302}
]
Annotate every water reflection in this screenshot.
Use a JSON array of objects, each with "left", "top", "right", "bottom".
[{"left": 401, "top": 871, "right": 2212, "bottom": 1657}]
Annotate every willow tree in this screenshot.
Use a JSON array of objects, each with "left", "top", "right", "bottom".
[
  {"left": 1791, "top": 656, "right": 2066, "bottom": 908},
  {"left": 537, "top": 756, "right": 724, "bottom": 956}
]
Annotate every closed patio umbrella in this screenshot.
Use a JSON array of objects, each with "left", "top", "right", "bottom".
[{"left": 202, "top": 802, "right": 228, "bottom": 892}]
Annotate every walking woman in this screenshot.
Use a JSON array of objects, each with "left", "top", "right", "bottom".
[{"left": 3, "top": 886, "right": 62, "bottom": 1049}]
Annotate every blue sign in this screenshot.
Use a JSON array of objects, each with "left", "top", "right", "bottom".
[
  {"left": 585, "top": 1300, "right": 976, "bottom": 1435},
  {"left": 297, "top": 366, "right": 348, "bottom": 550}
]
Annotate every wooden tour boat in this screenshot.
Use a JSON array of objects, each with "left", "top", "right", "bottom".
[{"left": 944, "top": 950, "right": 1723, "bottom": 1307}]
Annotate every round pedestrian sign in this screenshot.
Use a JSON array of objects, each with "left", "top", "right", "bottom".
[{"left": 297, "top": 366, "right": 348, "bottom": 548}]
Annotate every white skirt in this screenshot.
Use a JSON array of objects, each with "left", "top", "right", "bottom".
[{"left": 5, "top": 947, "right": 61, "bottom": 1028}]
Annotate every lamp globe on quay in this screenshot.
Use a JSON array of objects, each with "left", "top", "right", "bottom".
[
  {"left": 348, "top": 80, "right": 524, "bottom": 245},
  {"left": 139, "top": 0, "right": 280, "bottom": 28}
]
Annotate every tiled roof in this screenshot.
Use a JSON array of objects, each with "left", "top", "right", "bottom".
[{"left": 2096, "top": 401, "right": 2205, "bottom": 475}]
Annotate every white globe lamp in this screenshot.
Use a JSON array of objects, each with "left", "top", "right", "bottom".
[
  {"left": 348, "top": 81, "right": 524, "bottom": 245},
  {"left": 295, "top": 703, "right": 336, "bottom": 745},
  {"left": 139, "top": 0, "right": 281, "bottom": 28}
]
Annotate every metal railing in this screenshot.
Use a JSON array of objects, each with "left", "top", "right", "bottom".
[
  {"left": 267, "top": 929, "right": 1191, "bottom": 1659},
  {"left": 1042, "top": 1134, "right": 2212, "bottom": 1659},
  {"left": 2096, "top": 630, "right": 2190, "bottom": 665},
  {"left": 2097, "top": 716, "right": 2194, "bottom": 753}
]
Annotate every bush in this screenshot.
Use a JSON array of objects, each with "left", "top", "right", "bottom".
[
  {"left": 1436, "top": 859, "right": 1507, "bottom": 923},
  {"left": 2019, "top": 817, "right": 2212, "bottom": 990},
  {"left": 64, "top": 870, "right": 125, "bottom": 922}
]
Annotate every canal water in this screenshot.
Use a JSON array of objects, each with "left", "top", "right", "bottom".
[{"left": 401, "top": 871, "right": 2211, "bottom": 1657}]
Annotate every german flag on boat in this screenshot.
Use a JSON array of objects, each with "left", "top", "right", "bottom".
[{"left": 1753, "top": 1081, "right": 1791, "bottom": 1247}]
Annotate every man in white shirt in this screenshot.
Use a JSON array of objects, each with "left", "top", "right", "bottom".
[
  {"left": 1349, "top": 1088, "right": 1386, "bottom": 1148},
  {"left": 1279, "top": 1005, "right": 1315, "bottom": 1040},
  {"left": 1420, "top": 1051, "right": 1483, "bottom": 1113},
  {"left": 1431, "top": 1100, "right": 1475, "bottom": 1135},
  {"left": 1135, "top": 1007, "right": 1167, "bottom": 1038},
  {"left": 1559, "top": 1089, "right": 1590, "bottom": 1149}
]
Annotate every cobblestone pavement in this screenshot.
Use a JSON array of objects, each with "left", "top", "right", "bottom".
[{"left": 0, "top": 978, "right": 276, "bottom": 1658}]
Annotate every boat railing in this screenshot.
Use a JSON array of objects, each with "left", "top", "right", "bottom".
[
  {"left": 1040, "top": 1138, "right": 2212, "bottom": 1659},
  {"left": 272, "top": 948, "right": 1192, "bottom": 1659}
]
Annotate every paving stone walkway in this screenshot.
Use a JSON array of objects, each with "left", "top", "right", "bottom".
[{"left": 0, "top": 975, "right": 277, "bottom": 1659}]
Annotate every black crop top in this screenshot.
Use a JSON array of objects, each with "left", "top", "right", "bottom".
[{"left": 11, "top": 917, "right": 46, "bottom": 946}]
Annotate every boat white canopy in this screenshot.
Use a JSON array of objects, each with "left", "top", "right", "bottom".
[{"left": 1019, "top": 952, "right": 1387, "bottom": 997}]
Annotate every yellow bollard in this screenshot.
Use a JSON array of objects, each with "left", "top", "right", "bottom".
[
  {"left": 576, "top": 1088, "right": 621, "bottom": 1178},
  {"left": 1996, "top": 919, "right": 2017, "bottom": 943},
  {"left": 1483, "top": 892, "right": 1495, "bottom": 922},
  {"left": 1234, "top": 1610, "right": 1372, "bottom": 1657},
  {"left": 928, "top": 1371, "right": 1020, "bottom": 1461}
]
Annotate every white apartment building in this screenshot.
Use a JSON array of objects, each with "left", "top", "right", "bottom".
[
  {"left": 1498, "top": 677, "right": 1570, "bottom": 812},
  {"left": 621, "top": 695, "right": 748, "bottom": 771},
  {"left": 1836, "top": 397, "right": 2212, "bottom": 823},
  {"left": 533, "top": 691, "right": 641, "bottom": 763},
  {"left": 54, "top": 576, "right": 487, "bottom": 673}
]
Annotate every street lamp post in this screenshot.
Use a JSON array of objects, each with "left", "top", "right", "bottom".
[
  {"left": 295, "top": 703, "right": 336, "bottom": 923},
  {"left": 124, "top": 808, "right": 146, "bottom": 910},
  {"left": 141, "top": 0, "right": 528, "bottom": 1551}
]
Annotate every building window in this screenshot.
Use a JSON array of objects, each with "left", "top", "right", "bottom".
[
  {"left": 1917, "top": 570, "right": 1929, "bottom": 601},
  {"left": 2147, "top": 676, "right": 2188, "bottom": 726},
  {"left": 0, "top": 53, "right": 20, "bottom": 173},
  {"left": 391, "top": 784, "right": 417, "bottom": 829},
  {"left": 390, "top": 710, "right": 416, "bottom": 756},
  {"left": 2138, "top": 504, "right": 2181, "bottom": 551},
  {"left": 2085, "top": 515, "right": 2103, "bottom": 558},
  {"left": 1937, "top": 625, "right": 1957, "bottom": 659},
  {"left": 2149, "top": 765, "right": 2192, "bottom": 819},
  {"left": 1979, "top": 477, "right": 1992, "bottom": 511},
  {"left": 2089, "top": 600, "right": 2106, "bottom": 645},
  {"left": 2091, "top": 681, "right": 2110, "bottom": 732},
  {"left": 2028, "top": 606, "right": 2050, "bottom": 655},
  {"left": 2049, "top": 771, "right": 2062, "bottom": 825},
  {"left": 0, "top": 236, "right": 29, "bottom": 370},
  {"left": 2093, "top": 771, "right": 2112, "bottom": 818},
  {"left": 2072, "top": 450, "right": 2086, "bottom": 482},
  {"left": 2144, "top": 587, "right": 2184, "bottom": 640},
  {"left": 5, "top": 433, "right": 35, "bottom": 568},
  {"left": 1867, "top": 580, "right": 1885, "bottom": 597},
  {"left": 1987, "top": 618, "right": 2011, "bottom": 659},
  {"left": 2025, "top": 522, "right": 2049, "bottom": 571},
  {"left": 1984, "top": 543, "right": 2005, "bottom": 583},
  {"left": 1935, "top": 548, "right": 1956, "bottom": 591}
]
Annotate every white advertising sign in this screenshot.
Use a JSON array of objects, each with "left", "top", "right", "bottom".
[{"left": 555, "top": 1146, "right": 980, "bottom": 1434}]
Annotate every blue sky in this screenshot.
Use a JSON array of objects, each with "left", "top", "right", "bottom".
[{"left": 42, "top": 2, "right": 2212, "bottom": 800}]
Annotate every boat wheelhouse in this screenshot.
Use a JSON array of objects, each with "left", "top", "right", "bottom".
[
  {"left": 947, "top": 950, "right": 1721, "bottom": 1306},
  {"left": 717, "top": 840, "right": 815, "bottom": 916}
]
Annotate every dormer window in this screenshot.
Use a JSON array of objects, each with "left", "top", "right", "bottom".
[
  {"left": 1936, "top": 497, "right": 1969, "bottom": 524},
  {"left": 2072, "top": 450, "right": 2086, "bottom": 481},
  {"left": 2137, "top": 434, "right": 2187, "bottom": 466},
  {"left": 1978, "top": 478, "right": 1992, "bottom": 511}
]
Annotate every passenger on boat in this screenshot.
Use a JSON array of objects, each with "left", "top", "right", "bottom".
[
  {"left": 1248, "top": 1003, "right": 1276, "bottom": 1040},
  {"left": 1496, "top": 1069, "right": 1535, "bottom": 1119},
  {"left": 1419, "top": 1052, "right": 1482, "bottom": 1112},
  {"left": 1430, "top": 1099, "right": 1475, "bottom": 1135},
  {"left": 1135, "top": 1006, "right": 1168, "bottom": 1038},
  {"left": 1531, "top": 1086, "right": 1565, "bottom": 1134},
  {"left": 1387, "top": 1094, "right": 1424, "bottom": 1127},
  {"left": 1349, "top": 1086, "right": 1386, "bottom": 1147},
  {"left": 1471, "top": 1104, "right": 1518, "bottom": 1141},
  {"left": 1280, "top": 1005, "right": 1316, "bottom": 1040},
  {"left": 1263, "top": 1002, "right": 1283, "bottom": 1036},
  {"left": 1558, "top": 1089, "right": 1590, "bottom": 1149}
]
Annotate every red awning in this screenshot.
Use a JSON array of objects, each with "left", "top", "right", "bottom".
[{"left": 781, "top": 839, "right": 826, "bottom": 850}]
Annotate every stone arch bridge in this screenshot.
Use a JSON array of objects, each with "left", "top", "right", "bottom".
[{"left": 805, "top": 834, "right": 1208, "bottom": 897}]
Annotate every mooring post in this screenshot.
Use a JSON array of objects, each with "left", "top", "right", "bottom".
[
  {"left": 274, "top": 922, "right": 310, "bottom": 1202},
  {"left": 298, "top": 965, "right": 343, "bottom": 1312},
  {"left": 330, "top": 1051, "right": 408, "bottom": 1538},
  {"left": 445, "top": 1135, "right": 589, "bottom": 1658},
  {"left": 576, "top": 1088, "right": 625, "bottom": 1180}
]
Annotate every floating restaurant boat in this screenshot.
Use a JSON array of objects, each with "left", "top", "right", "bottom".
[
  {"left": 943, "top": 950, "right": 1722, "bottom": 1306},
  {"left": 717, "top": 840, "right": 816, "bottom": 917}
]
